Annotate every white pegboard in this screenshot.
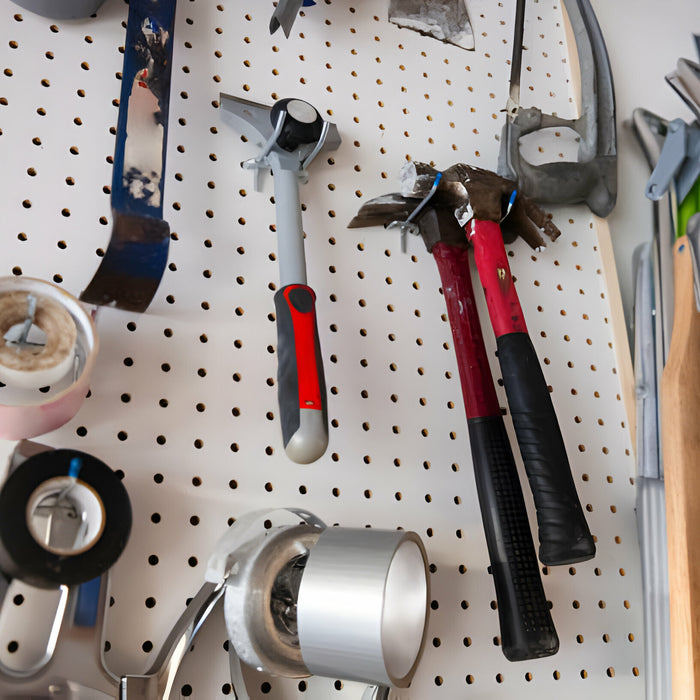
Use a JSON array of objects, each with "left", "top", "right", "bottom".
[{"left": 0, "top": 1, "right": 643, "bottom": 698}]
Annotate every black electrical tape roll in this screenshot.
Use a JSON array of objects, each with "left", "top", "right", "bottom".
[{"left": 0, "top": 449, "right": 132, "bottom": 589}]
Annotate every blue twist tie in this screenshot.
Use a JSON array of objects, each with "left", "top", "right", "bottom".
[{"left": 68, "top": 457, "right": 82, "bottom": 479}]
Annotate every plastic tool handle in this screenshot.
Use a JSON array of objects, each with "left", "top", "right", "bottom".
[
  {"left": 432, "top": 242, "right": 558, "bottom": 660},
  {"left": 467, "top": 220, "right": 595, "bottom": 565},
  {"left": 274, "top": 284, "right": 328, "bottom": 464},
  {"left": 661, "top": 237, "right": 700, "bottom": 700}
]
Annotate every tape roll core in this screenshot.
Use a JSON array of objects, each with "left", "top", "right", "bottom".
[
  {"left": 0, "top": 291, "right": 77, "bottom": 389},
  {"left": 0, "top": 449, "right": 131, "bottom": 588},
  {"left": 25, "top": 475, "right": 106, "bottom": 556}
]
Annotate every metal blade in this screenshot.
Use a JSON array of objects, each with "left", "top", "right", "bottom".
[
  {"left": 80, "top": 1, "right": 176, "bottom": 312},
  {"left": 270, "top": 0, "right": 305, "bottom": 37},
  {"left": 388, "top": 0, "right": 474, "bottom": 51},
  {"left": 347, "top": 193, "right": 418, "bottom": 229}
]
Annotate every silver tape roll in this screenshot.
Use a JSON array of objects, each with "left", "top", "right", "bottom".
[
  {"left": 297, "top": 528, "right": 429, "bottom": 687},
  {"left": 224, "top": 524, "right": 320, "bottom": 678},
  {"left": 9, "top": 0, "right": 107, "bottom": 19},
  {"left": 0, "top": 278, "right": 98, "bottom": 440}
]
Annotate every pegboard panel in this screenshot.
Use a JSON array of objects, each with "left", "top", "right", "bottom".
[{"left": 0, "top": 1, "right": 643, "bottom": 698}]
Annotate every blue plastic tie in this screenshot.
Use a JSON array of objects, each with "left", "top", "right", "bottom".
[{"left": 68, "top": 457, "right": 82, "bottom": 479}]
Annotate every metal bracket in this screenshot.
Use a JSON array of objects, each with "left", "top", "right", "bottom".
[
  {"left": 666, "top": 58, "right": 700, "bottom": 122},
  {"left": 646, "top": 118, "right": 700, "bottom": 204},
  {"left": 385, "top": 172, "right": 442, "bottom": 252},
  {"left": 220, "top": 93, "right": 340, "bottom": 190}
]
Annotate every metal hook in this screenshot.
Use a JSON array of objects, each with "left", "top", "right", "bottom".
[{"left": 386, "top": 171, "right": 443, "bottom": 252}]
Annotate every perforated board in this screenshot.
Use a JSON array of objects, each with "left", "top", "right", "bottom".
[{"left": 0, "top": 1, "right": 643, "bottom": 698}]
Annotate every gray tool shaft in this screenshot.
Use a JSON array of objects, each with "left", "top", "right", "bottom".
[
  {"left": 637, "top": 476, "right": 672, "bottom": 700},
  {"left": 269, "top": 155, "right": 308, "bottom": 287},
  {"left": 631, "top": 110, "right": 674, "bottom": 700}
]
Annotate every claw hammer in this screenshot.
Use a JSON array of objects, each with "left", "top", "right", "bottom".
[
  {"left": 400, "top": 162, "right": 595, "bottom": 566},
  {"left": 349, "top": 195, "right": 559, "bottom": 661}
]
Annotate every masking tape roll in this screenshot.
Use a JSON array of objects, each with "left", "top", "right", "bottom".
[
  {"left": 0, "top": 448, "right": 131, "bottom": 589},
  {"left": 0, "top": 278, "right": 98, "bottom": 440},
  {"left": 0, "top": 291, "right": 77, "bottom": 390}
]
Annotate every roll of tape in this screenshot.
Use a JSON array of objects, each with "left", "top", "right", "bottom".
[
  {"left": 0, "top": 278, "right": 98, "bottom": 440},
  {"left": 9, "top": 0, "right": 107, "bottom": 19},
  {"left": 224, "top": 524, "right": 320, "bottom": 678},
  {"left": 297, "top": 528, "right": 430, "bottom": 688},
  {"left": 0, "top": 448, "right": 131, "bottom": 589}
]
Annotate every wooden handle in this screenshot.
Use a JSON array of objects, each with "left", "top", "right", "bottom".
[{"left": 661, "top": 236, "right": 700, "bottom": 700}]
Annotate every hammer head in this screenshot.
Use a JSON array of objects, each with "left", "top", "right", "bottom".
[
  {"left": 400, "top": 162, "right": 561, "bottom": 249},
  {"left": 347, "top": 191, "right": 466, "bottom": 253},
  {"left": 350, "top": 161, "right": 561, "bottom": 251}
]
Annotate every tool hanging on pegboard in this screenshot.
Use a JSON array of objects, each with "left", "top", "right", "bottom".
[
  {"left": 80, "top": 0, "right": 177, "bottom": 313},
  {"left": 349, "top": 168, "right": 560, "bottom": 661},
  {"left": 220, "top": 94, "right": 341, "bottom": 464}
]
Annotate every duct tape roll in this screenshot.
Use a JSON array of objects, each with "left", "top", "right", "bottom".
[
  {"left": 223, "top": 524, "right": 321, "bottom": 678},
  {"left": 0, "top": 448, "right": 131, "bottom": 589},
  {"left": 297, "top": 528, "right": 429, "bottom": 688},
  {"left": 0, "top": 278, "right": 98, "bottom": 440},
  {"left": 9, "top": 0, "right": 107, "bottom": 19}
]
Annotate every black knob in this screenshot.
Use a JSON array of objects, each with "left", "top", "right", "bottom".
[{"left": 270, "top": 98, "right": 324, "bottom": 152}]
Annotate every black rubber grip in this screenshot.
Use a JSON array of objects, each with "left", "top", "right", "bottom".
[
  {"left": 468, "top": 415, "right": 559, "bottom": 660},
  {"left": 274, "top": 285, "right": 328, "bottom": 463},
  {"left": 497, "top": 332, "right": 595, "bottom": 565}
]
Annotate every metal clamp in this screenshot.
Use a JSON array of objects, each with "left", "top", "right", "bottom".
[
  {"left": 645, "top": 118, "right": 700, "bottom": 204},
  {"left": 386, "top": 172, "right": 443, "bottom": 251}
]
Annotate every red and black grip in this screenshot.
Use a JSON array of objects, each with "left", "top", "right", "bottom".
[
  {"left": 433, "top": 242, "right": 558, "bottom": 660},
  {"left": 467, "top": 220, "right": 595, "bottom": 565},
  {"left": 273, "top": 284, "right": 328, "bottom": 464}
]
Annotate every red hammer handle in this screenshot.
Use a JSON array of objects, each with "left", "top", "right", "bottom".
[
  {"left": 466, "top": 219, "right": 595, "bottom": 566},
  {"left": 432, "top": 242, "right": 558, "bottom": 660}
]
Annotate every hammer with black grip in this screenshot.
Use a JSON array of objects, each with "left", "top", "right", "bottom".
[
  {"left": 349, "top": 194, "right": 559, "bottom": 661},
  {"left": 400, "top": 162, "right": 595, "bottom": 566}
]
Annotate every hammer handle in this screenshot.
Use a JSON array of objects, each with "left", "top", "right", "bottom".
[
  {"left": 661, "top": 237, "right": 700, "bottom": 700},
  {"left": 467, "top": 220, "right": 595, "bottom": 565},
  {"left": 432, "top": 242, "right": 558, "bottom": 660},
  {"left": 274, "top": 284, "right": 328, "bottom": 464}
]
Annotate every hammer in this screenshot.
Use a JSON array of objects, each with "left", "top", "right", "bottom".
[
  {"left": 398, "top": 162, "right": 596, "bottom": 566},
  {"left": 349, "top": 185, "right": 559, "bottom": 661},
  {"left": 220, "top": 95, "right": 341, "bottom": 464}
]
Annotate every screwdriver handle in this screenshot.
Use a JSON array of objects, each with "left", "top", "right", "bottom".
[
  {"left": 274, "top": 284, "right": 328, "bottom": 464},
  {"left": 467, "top": 220, "right": 595, "bottom": 566}
]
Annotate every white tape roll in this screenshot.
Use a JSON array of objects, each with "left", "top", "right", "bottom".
[{"left": 0, "top": 278, "right": 98, "bottom": 440}]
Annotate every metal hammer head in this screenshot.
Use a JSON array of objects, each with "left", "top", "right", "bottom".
[
  {"left": 219, "top": 94, "right": 341, "bottom": 167},
  {"left": 351, "top": 161, "right": 561, "bottom": 251}
]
